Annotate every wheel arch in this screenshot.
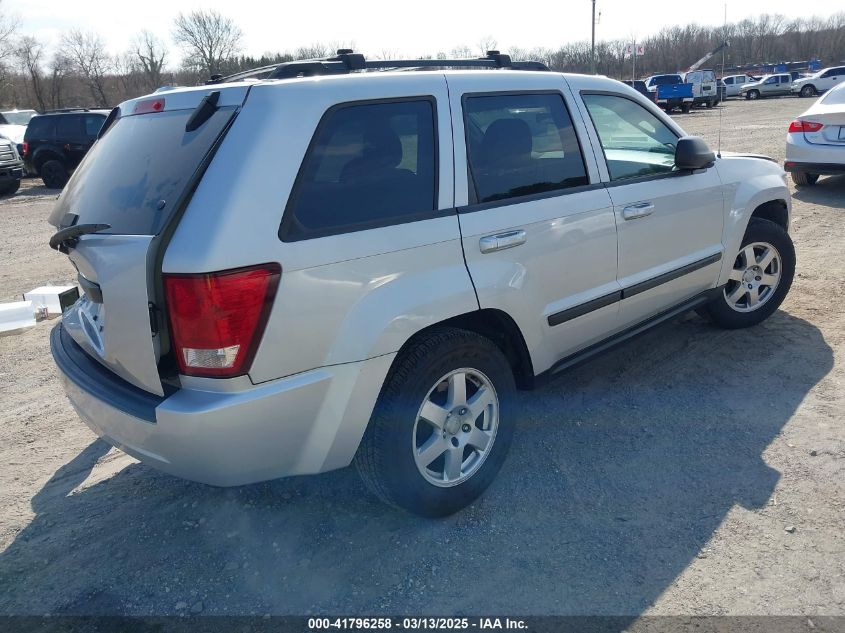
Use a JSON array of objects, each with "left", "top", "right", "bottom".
[
  {"left": 750, "top": 199, "right": 789, "bottom": 231},
  {"left": 32, "top": 149, "right": 63, "bottom": 173},
  {"left": 391, "top": 308, "right": 535, "bottom": 391}
]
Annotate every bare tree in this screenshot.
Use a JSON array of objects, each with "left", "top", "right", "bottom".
[
  {"left": 48, "top": 52, "right": 71, "bottom": 109},
  {"left": 132, "top": 30, "right": 167, "bottom": 93},
  {"left": 0, "top": 0, "right": 18, "bottom": 66},
  {"left": 172, "top": 9, "right": 242, "bottom": 77},
  {"left": 61, "top": 29, "right": 111, "bottom": 107},
  {"left": 15, "top": 36, "right": 47, "bottom": 111},
  {"left": 293, "top": 43, "right": 332, "bottom": 60},
  {"left": 477, "top": 36, "right": 498, "bottom": 55}
]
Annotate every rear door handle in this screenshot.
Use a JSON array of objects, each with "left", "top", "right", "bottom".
[
  {"left": 622, "top": 202, "right": 655, "bottom": 221},
  {"left": 479, "top": 230, "right": 527, "bottom": 253}
]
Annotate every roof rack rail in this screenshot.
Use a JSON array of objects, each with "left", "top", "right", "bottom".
[
  {"left": 41, "top": 107, "right": 92, "bottom": 114},
  {"left": 208, "top": 50, "right": 550, "bottom": 84}
]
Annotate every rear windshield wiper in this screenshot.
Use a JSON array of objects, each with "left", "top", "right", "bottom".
[
  {"left": 185, "top": 91, "right": 220, "bottom": 132},
  {"left": 49, "top": 223, "right": 111, "bottom": 254}
]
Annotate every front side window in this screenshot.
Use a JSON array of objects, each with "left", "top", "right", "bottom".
[
  {"left": 764, "top": 77, "right": 777, "bottom": 85},
  {"left": 582, "top": 93, "right": 678, "bottom": 181},
  {"left": 283, "top": 99, "right": 436, "bottom": 240},
  {"left": 463, "top": 93, "right": 588, "bottom": 204}
]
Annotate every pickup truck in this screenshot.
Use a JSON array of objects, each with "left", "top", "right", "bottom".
[{"left": 645, "top": 74, "right": 695, "bottom": 113}]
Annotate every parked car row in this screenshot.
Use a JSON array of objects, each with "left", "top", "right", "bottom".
[{"left": 0, "top": 108, "right": 109, "bottom": 192}]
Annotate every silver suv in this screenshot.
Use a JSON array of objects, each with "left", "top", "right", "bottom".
[{"left": 49, "top": 52, "right": 794, "bottom": 516}]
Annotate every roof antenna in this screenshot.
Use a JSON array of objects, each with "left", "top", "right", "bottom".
[{"left": 717, "top": 3, "right": 727, "bottom": 158}]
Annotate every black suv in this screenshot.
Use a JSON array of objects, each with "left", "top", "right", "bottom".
[{"left": 22, "top": 109, "right": 109, "bottom": 188}]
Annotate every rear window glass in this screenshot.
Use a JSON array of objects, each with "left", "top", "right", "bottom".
[
  {"left": 49, "top": 107, "right": 236, "bottom": 235},
  {"left": 282, "top": 98, "right": 437, "bottom": 241},
  {"left": 650, "top": 75, "right": 681, "bottom": 86}
]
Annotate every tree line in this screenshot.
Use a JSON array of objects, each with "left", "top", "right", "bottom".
[{"left": 0, "top": 2, "right": 843, "bottom": 111}]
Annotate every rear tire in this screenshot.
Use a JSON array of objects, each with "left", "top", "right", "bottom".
[
  {"left": 800, "top": 85, "right": 817, "bottom": 98},
  {"left": 791, "top": 171, "right": 818, "bottom": 186},
  {"left": 681, "top": 103, "right": 691, "bottom": 114},
  {"left": 0, "top": 180, "right": 20, "bottom": 196},
  {"left": 355, "top": 327, "right": 516, "bottom": 517},
  {"left": 700, "top": 218, "right": 794, "bottom": 329},
  {"left": 40, "top": 160, "right": 68, "bottom": 189}
]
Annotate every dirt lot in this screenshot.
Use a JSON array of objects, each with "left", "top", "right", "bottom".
[{"left": 0, "top": 97, "right": 843, "bottom": 617}]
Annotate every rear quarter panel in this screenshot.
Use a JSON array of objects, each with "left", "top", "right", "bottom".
[{"left": 162, "top": 74, "right": 479, "bottom": 384}]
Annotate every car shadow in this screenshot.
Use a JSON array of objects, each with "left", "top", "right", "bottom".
[
  {"left": 0, "top": 310, "right": 833, "bottom": 617},
  {"left": 792, "top": 174, "right": 845, "bottom": 209}
]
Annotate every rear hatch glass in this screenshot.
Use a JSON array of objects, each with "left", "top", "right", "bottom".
[{"left": 48, "top": 106, "right": 237, "bottom": 235}]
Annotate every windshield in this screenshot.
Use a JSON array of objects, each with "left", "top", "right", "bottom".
[
  {"left": 1, "top": 110, "right": 36, "bottom": 125},
  {"left": 49, "top": 106, "right": 237, "bottom": 235}
]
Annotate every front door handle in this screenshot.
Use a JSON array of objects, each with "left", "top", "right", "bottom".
[
  {"left": 622, "top": 202, "right": 655, "bottom": 221},
  {"left": 479, "top": 230, "right": 527, "bottom": 253}
]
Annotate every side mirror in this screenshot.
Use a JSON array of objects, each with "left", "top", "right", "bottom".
[{"left": 675, "top": 136, "right": 715, "bottom": 171}]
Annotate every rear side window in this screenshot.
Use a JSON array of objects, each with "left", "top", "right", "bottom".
[
  {"left": 582, "top": 93, "right": 678, "bottom": 181},
  {"left": 48, "top": 107, "right": 237, "bottom": 235},
  {"left": 463, "top": 93, "right": 588, "bottom": 204},
  {"left": 282, "top": 98, "right": 437, "bottom": 241},
  {"left": 25, "top": 117, "right": 56, "bottom": 139},
  {"left": 57, "top": 115, "right": 82, "bottom": 140}
]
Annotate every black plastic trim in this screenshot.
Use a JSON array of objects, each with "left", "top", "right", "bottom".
[
  {"left": 50, "top": 324, "right": 170, "bottom": 423},
  {"left": 540, "top": 287, "right": 722, "bottom": 381},
  {"left": 457, "top": 182, "right": 606, "bottom": 214},
  {"left": 622, "top": 252, "right": 722, "bottom": 299},
  {"left": 278, "top": 95, "right": 444, "bottom": 243},
  {"left": 545, "top": 252, "right": 722, "bottom": 328},
  {"left": 783, "top": 161, "right": 845, "bottom": 175},
  {"left": 547, "top": 290, "right": 622, "bottom": 327}
]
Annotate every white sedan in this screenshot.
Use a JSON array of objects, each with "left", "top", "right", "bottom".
[{"left": 784, "top": 82, "right": 845, "bottom": 185}]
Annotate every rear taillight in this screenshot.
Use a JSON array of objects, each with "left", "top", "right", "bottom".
[
  {"left": 21, "top": 141, "right": 28, "bottom": 157},
  {"left": 133, "top": 98, "right": 165, "bottom": 115},
  {"left": 163, "top": 264, "right": 281, "bottom": 378},
  {"left": 788, "top": 120, "right": 823, "bottom": 133}
]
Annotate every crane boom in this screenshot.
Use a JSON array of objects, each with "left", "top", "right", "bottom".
[{"left": 687, "top": 41, "right": 730, "bottom": 73}]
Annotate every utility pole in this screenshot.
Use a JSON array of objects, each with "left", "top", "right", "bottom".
[{"left": 591, "top": 0, "right": 596, "bottom": 74}]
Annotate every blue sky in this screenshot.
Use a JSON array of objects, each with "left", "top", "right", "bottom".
[{"left": 6, "top": 0, "right": 844, "bottom": 64}]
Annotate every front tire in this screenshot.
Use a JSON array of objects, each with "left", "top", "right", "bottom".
[
  {"left": 701, "top": 218, "right": 795, "bottom": 329},
  {"left": 800, "top": 85, "right": 817, "bottom": 98},
  {"left": 0, "top": 180, "right": 20, "bottom": 196},
  {"left": 791, "top": 171, "right": 818, "bottom": 186},
  {"left": 746, "top": 90, "right": 760, "bottom": 100},
  {"left": 355, "top": 328, "right": 516, "bottom": 517},
  {"left": 681, "top": 103, "right": 691, "bottom": 114}
]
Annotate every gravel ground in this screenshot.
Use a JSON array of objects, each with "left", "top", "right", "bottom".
[{"left": 0, "top": 97, "right": 843, "bottom": 617}]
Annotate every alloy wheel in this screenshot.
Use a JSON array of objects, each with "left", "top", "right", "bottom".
[
  {"left": 724, "top": 241, "right": 782, "bottom": 313},
  {"left": 412, "top": 368, "right": 499, "bottom": 488}
]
